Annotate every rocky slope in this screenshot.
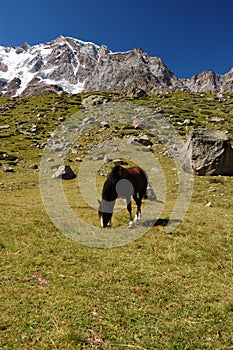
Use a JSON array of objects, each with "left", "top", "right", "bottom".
[{"left": 0, "top": 35, "right": 232, "bottom": 96}]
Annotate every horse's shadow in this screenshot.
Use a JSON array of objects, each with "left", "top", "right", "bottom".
[{"left": 141, "top": 218, "right": 182, "bottom": 228}]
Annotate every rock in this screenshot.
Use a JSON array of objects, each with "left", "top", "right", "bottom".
[
  {"left": 0, "top": 152, "right": 18, "bottom": 162},
  {"left": 100, "top": 121, "right": 110, "bottom": 128},
  {"left": 0, "top": 125, "right": 10, "bottom": 130},
  {"left": 50, "top": 143, "right": 66, "bottom": 152},
  {"left": 184, "top": 70, "right": 222, "bottom": 93},
  {"left": 210, "top": 117, "right": 223, "bottom": 123},
  {"left": 52, "top": 165, "right": 76, "bottom": 180},
  {"left": 29, "top": 164, "right": 38, "bottom": 169},
  {"left": 126, "top": 87, "right": 148, "bottom": 99},
  {"left": 82, "top": 95, "right": 109, "bottom": 108},
  {"left": 2, "top": 165, "right": 14, "bottom": 172},
  {"left": 134, "top": 134, "right": 153, "bottom": 147},
  {"left": 147, "top": 183, "right": 157, "bottom": 201},
  {"left": 155, "top": 107, "right": 164, "bottom": 113},
  {"left": 182, "top": 128, "right": 233, "bottom": 175},
  {"left": 5, "top": 77, "right": 21, "bottom": 96}
]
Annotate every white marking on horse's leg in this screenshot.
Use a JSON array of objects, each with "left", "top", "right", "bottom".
[
  {"left": 129, "top": 220, "right": 134, "bottom": 227},
  {"left": 100, "top": 217, "right": 104, "bottom": 227},
  {"left": 134, "top": 212, "right": 141, "bottom": 221}
]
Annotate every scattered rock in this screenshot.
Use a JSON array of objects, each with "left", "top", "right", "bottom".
[
  {"left": 210, "top": 117, "right": 223, "bottom": 123},
  {"left": 2, "top": 165, "right": 14, "bottom": 172},
  {"left": 126, "top": 87, "right": 148, "bottom": 99},
  {"left": 100, "top": 121, "right": 110, "bottom": 128},
  {"left": 52, "top": 165, "right": 76, "bottom": 180},
  {"left": 155, "top": 107, "right": 164, "bottom": 113},
  {"left": 113, "top": 159, "right": 129, "bottom": 165},
  {"left": 82, "top": 95, "right": 109, "bottom": 108},
  {"left": 0, "top": 125, "right": 11, "bottom": 130},
  {"left": 29, "top": 164, "right": 38, "bottom": 169},
  {"left": 147, "top": 183, "right": 157, "bottom": 201},
  {"left": 0, "top": 152, "right": 18, "bottom": 161},
  {"left": 134, "top": 134, "right": 153, "bottom": 147}
]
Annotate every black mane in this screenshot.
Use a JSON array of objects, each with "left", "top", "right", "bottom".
[{"left": 102, "top": 165, "right": 121, "bottom": 201}]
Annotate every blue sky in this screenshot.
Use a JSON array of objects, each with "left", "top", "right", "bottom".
[{"left": 0, "top": 0, "right": 232, "bottom": 78}]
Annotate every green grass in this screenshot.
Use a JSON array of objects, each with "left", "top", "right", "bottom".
[{"left": 1, "top": 92, "right": 233, "bottom": 349}]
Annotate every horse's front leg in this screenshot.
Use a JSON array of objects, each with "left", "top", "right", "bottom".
[{"left": 126, "top": 199, "right": 134, "bottom": 227}]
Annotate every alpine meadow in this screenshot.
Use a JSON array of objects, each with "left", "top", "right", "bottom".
[{"left": 0, "top": 90, "right": 233, "bottom": 349}]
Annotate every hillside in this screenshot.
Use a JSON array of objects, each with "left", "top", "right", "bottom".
[{"left": 1, "top": 91, "right": 233, "bottom": 349}]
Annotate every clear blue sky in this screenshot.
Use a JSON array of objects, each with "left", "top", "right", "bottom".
[{"left": 0, "top": 0, "right": 232, "bottom": 78}]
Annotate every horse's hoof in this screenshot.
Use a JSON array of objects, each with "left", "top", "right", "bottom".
[
  {"left": 128, "top": 221, "right": 134, "bottom": 228},
  {"left": 134, "top": 214, "right": 141, "bottom": 222}
]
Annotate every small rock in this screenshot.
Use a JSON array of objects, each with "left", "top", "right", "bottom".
[
  {"left": 210, "top": 117, "right": 223, "bottom": 123},
  {"left": 100, "top": 121, "right": 110, "bottom": 128},
  {"left": 206, "top": 202, "right": 213, "bottom": 207},
  {"left": 183, "top": 119, "right": 192, "bottom": 125},
  {"left": 136, "top": 134, "right": 153, "bottom": 146},
  {"left": 2, "top": 165, "right": 14, "bottom": 172},
  {"left": 0, "top": 125, "right": 11, "bottom": 130},
  {"left": 52, "top": 165, "right": 76, "bottom": 180},
  {"left": 29, "top": 164, "right": 38, "bottom": 169}
]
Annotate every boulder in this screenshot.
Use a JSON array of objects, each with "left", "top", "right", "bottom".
[
  {"left": 126, "top": 87, "right": 148, "bottom": 99},
  {"left": 52, "top": 165, "right": 76, "bottom": 180},
  {"left": 182, "top": 128, "right": 233, "bottom": 175},
  {"left": 81, "top": 95, "right": 109, "bottom": 108}
]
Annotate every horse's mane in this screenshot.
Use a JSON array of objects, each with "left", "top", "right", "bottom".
[{"left": 102, "top": 165, "right": 121, "bottom": 201}]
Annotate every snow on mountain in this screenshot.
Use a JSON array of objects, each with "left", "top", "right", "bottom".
[{"left": 0, "top": 36, "right": 232, "bottom": 97}]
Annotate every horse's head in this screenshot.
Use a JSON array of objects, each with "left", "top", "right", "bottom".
[{"left": 98, "top": 199, "right": 114, "bottom": 227}]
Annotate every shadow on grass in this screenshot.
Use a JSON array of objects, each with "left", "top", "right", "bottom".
[{"left": 141, "top": 218, "right": 182, "bottom": 228}]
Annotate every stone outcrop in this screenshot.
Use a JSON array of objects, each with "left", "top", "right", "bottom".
[
  {"left": 182, "top": 71, "right": 223, "bottom": 93},
  {"left": 181, "top": 128, "right": 233, "bottom": 175}
]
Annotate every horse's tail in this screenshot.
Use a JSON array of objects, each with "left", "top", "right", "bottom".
[{"left": 141, "top": 169, "right": 148, "bottom": 199}]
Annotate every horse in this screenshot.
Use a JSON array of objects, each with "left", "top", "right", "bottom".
[{"left": 98, "top": 165, "right": 148, "bottom": 227}]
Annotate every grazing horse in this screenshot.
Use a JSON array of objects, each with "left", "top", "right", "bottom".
[{"left": 98, "top": 165, "right": 148, "bottom": 227}]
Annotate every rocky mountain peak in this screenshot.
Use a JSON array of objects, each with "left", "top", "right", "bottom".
[{"left": 0, "top": 36, "right": 232, "bottom": 97}]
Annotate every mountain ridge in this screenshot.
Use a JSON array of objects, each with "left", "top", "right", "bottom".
[{"left": 0, "top": 36, "right": 232, "bottom": 96}]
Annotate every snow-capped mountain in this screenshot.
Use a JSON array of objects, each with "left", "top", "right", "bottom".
[{"left": 0, "top": 36, "right": 232, "bottom": 97}]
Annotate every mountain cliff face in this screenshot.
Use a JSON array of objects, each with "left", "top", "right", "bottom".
[{"left": 0, "top": 36, "right": 232, "bottom": 96}]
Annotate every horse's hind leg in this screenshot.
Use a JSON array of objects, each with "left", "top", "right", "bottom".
[
  {"left": 133, "top": 194, "right": 142, "bottom": 221},
  {"left": 126, "top": 199, "right": 134, "bottom": 227}
]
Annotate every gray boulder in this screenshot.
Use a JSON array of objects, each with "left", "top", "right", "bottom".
[
  {"left": 52, "top": 165, "right": 76, "bottom": 180},
  {"left": 182, "top": 128, "right": 233, "bottom": 175}
]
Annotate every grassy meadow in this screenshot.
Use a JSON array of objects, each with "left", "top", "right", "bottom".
[{"left": 0, "top": 92, "right": 233, "bottom": 349}]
